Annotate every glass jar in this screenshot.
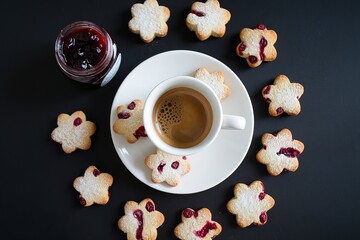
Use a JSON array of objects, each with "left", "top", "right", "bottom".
[{"left": 55, "top": 21, "right": 121, "bottom": 87}]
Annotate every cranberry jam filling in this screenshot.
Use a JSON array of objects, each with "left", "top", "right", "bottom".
[
  {"left": 157, "top": 162, "right": 166, "bottom": 173},
  {"left": 92, "top": 168, "right": 100, "bottom": 176},
  {"left": 118, "top": 111, "right": 131, "bottom": 119},
  {"left": 128, "top": 101, "right": 136, "bottom": 110},
  {"left": 194, "top": 221, "right": 217, "bottom": 238},
  {"left": 259, "top": 211, "right": 268, "bottom": 224},
  {"left": 133, "top": 126, "right": 147, "bottom": 139},
  {"left": 171, "top": 161, "right": 179, "bottom": 169},
  {"left": 145, "top": 201, "right": 155, "bottom": 212},
  {"left": 183, "top": 208, "right": 198, "bottom": 218},
  {"left": 62, "top": 27, "right": 107, "bottom": 70},
  {"left": 73, "top": 117, "right": 82, "bottom": 126},
  {"left": 79, "top": 196, "right": 86, "bottom": 206},
  {"left": 133, "top": 209, "right": 143, "bottom": 240},
  {"left": 191, "top": 10, "right": 205, "bottom": 17},
  {"left": 277, "top": 147, "right": 301, "bottom": 158}
]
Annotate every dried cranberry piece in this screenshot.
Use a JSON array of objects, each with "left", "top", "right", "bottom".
[
  {"left": 93, "top": 168, "right": 100, "bottom": 176},
  {"left": 127, "top": 101, "right": 136, "bottom": 110},
  {"left": 171, "top": 161, "right": 179, "bottom": 169},
  {"left": 264, "top": 97, "right": 271, "bottom": 103},
  {"left": 79, "top": 196, "right": 86, "bottom": 206},
  {"left": 182, "top": 156, "right": 187, "bottom": 160},
  {"left": 118, "top": 111, "right": 130, "bottom": 119},
  {"left": 73, "top": 117, "right": 82, "bottom": 126},
  {"left": 145, "top": 201, "right": 155, "bottom": 212},
  {"left": 191, "top": 10, "right": 205, "bottom": 17}
]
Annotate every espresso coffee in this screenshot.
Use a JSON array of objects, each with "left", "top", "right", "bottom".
[{"left": 153, "top": 87, "right": 213, "bottom": 148}]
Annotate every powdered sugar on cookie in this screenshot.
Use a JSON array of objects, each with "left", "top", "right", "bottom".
[
  {"left": 51, "top": 111, "right": 96, "bottom": 153},
  {"left": 113, "top": 99, "right": 147, "bottom": 143},
  {"left": 236, "top": 24, "right": 277, "bottom": 68},
  {"left": 118, "top": 198, "right": 164, "bottom": 240},
  {"left": 262, "top": 74, "right": 304, "bottom": 116},
  {"left": 186, "top": 0, "right": 231, "bottom": 41},
  {"left": 194, "top": 67, "right": 231, "bottom": 100},
  {"left": 73, "top": 166, "right": 113, "bottom": 207},
  {"left": 227, "top": 180, "right": 275, "bottom": 227},
  {"left": 174, "top": 207, "right": 222, "bottom": 239},
  {"left": 145, "top": 149, "right": 190, "bottom": 186},
  {"left": 256, "top": 128, "right": 305, "bottom": 176},
  {"left": 129, "top": 0, "right": 170, "bottom": 43}
]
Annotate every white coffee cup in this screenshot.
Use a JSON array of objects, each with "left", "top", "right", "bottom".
[{"left": 144, "top": 76, "right": 246, "bottom": 156}]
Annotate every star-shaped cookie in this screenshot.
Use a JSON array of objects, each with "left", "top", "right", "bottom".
[
  {"left": 145, "top": 149, "right": 190, "bottom": 186},
  {"left": 256, "top": 128, "right": 305, "bottom": 176},
  {"left": 174, "top": 207, "right": 222, "bottom": 240},
  {"left": 236, "top": 24, "right": 277, "bottom": 68},
  {"left": 51, "top": 111, "right": 96, "bottom": 153},
  {"left": 186, "top": 0, "right": 231, "bottom": 41},
  {"left": 73, "top": 166, "right": 113, "bottom": 207},
  {"left": 128, "top": 0, "right": 170, "bottom": 43},
  {"left": 113, "top": 99, "right": 147, "bottom": 143},
  {"left": 118, "top": 198, "right": 165, "bottom": 240},
  {"left": 227, "top": 180, "right": 275, "bottom": 227},
  {"left": 194, "top": 67, "right": 231, "bottom": 100},
  {"left": 262, "top": 74, "right": 304, "bottom": 116}
]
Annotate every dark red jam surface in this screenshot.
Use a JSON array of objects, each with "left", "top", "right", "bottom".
[
  {"left": 171, "top": 161, "right": 179, "bottom": 169},
  {"left": 194, "top": 221, "right": 217, "bottom": 238},
  {"left": 157, "top": 162, "right": 166, "bottom": 173},
  {"left": 73, "top": 117, "right": 82, "bottom": 126},
  {"left": 277, "top": 147, "right": 301, "bottom": 158},
  {"left": 133, "top": 209, "right": 143, "bottom": 239},
  {"left": 191, "top": 10, "right": 205, "bottom": 17},
  {"left": 145, "top": 201, "right": 155, "bottom": 212},
  {"left": 93, "top": 168, "right": 100, "bottom": 177},
  {"left": 259, "top": 211, "right": 268, "bottom": 224},
  {"left": 62, "top": 27, "right": 107, "bottom": 70},
  {"left": 79, "top": 196, "right": 86, "bottom": 206},
  {"left": 133, "top": 126, "right": 147, "bottom": 139}
]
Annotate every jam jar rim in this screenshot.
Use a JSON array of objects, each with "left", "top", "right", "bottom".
[{"left": 55, "top": 20, "right": 114, "bottom": 78}]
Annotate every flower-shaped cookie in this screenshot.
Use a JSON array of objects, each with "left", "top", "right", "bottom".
[
  {"left": 174, "top": 208, "right": 222, "bottom": 240},
  {"left": 128, "top": 0, "right": 170, "bottom": 43},
  {"left": 51, "top": 111, "right": 96, "bottom": 153},
  {"left": 236, "top": 24, "right": 277, "bottom": 68},
  {"left": 113, "top": 99, "right": 147, "bottom": 143},
  {"left": 145, "top": 149, "right": 190, "bottom": 186},
  {"left": 186, "top": 0, "right": 231, "bottom": 41},
  {"left": 262, "top": 74, "right": 304, "bottom": 116},
  {"left": 256, "top": 128, "right": 305, "bottom": 176},
  {"left": 227, "top": 180, "right": 275, "bottom": 227},
  {"left": 73, "top": 166, "right": 113, "bottom": 207},
  {"left": 118, "top": 198, "right": 165, "bottom": 240},
  {"left": 194, "top": 67, "right": 231, "bottom": 100}
]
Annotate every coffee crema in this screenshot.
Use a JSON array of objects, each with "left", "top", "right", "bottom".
[{"left": 153, "top": 87, "right": 213, "bottom": 148}]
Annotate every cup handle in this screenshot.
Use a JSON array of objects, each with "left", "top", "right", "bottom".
[{"left": 221, "top": 115, "right": 246, "bottom": 130}]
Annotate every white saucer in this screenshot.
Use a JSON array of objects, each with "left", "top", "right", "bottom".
[{"left": 110, "top": 50, "right": 254, "bottom": 194}]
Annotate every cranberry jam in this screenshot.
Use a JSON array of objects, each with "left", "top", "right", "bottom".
[{"left": 55, "top": 21, "right": 121, "bottom": 87}]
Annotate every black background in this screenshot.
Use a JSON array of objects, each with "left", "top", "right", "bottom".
[{"left": 1, "top": 0, "right": 359, "bottom": 239}]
